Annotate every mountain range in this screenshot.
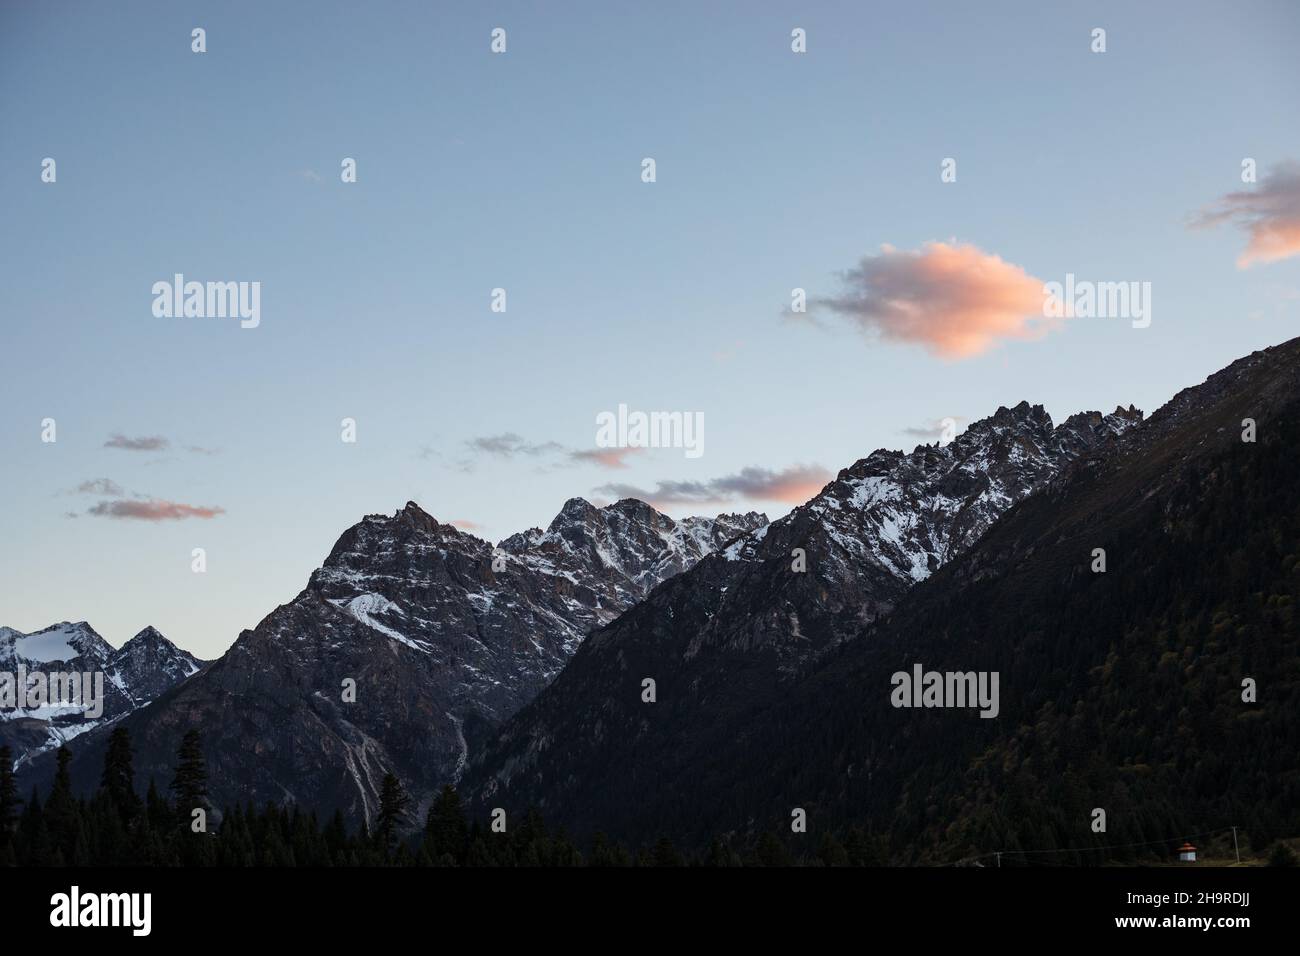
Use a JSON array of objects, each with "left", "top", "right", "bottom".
[
  {"left": 20, "top": 395, "right": 1140, "bottom": 822},
  {"left": 17, "top": 337, "right": 1300, "bottom": 862}
]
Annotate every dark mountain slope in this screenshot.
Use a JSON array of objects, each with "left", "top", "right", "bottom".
[
  {"left": 461, "top": 403, "right": 1142, "bottom": 829},
  {"left": 465, "top": 338, "right": 1300, "bottom": 858}
]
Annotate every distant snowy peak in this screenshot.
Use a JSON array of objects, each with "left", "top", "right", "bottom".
[
  {"left": 0, "top": 622, "right": 205, "bottom": 768},
  {"left": 0, "top": 621, "right": 114, "bottom": 669},
  {"left": 108, "top": 627, "right": 205, "bottom": 703}
]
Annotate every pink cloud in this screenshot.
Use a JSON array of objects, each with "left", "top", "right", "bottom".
[
  {"left": 809, "top": 241, "right": 1059, "bottom": 359},
  {"left": 87, "top": 499, "right": 225, "bottom": 521},
  {"left": 596, "top": 463, "right": 831, "bottom": 510},
  {"left": 450, "top": 519, "right": 484, "bottom": 531},
  {"left": 569, "top": 447, "right": 644, "bottom": 470},
  {"left": 1193, "top": 160, "right": 1300, "bottom": 268},
  {"left": 712, "top": 464, "right": 830, "bottom": 504}
]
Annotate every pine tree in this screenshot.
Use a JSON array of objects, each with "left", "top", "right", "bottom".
[
  {"left": 651, "top": 835, "right": 684, "bottom": 867},
  {"left": 375, "top": 772, "right": 409, "bottom": 854},
  {"left": 755, "top": 831, "right": 794, "bottom": 867},
  {"left": 324, "top": 809, "right": 348, "bottom": 862},
  {"left": 20, "top": 788, "right": 53, "bottom": 866},
  {"left": 589, "top": 831, "right": 617, "bottom": 867},
  {"left": 145, "top": 778, "right": 172, "bottom": 834},
  {"left": 818, "top": 832, "right": 849, "bottom": 867},
  {"left": 169, "top": 729, "right": 209, "bottom": 824},
  {"left": 100, "top": 726, "right": 140, "bottom": 821},
  {"left": 45, "top": 746, "right": 78, "bottom": 860},
  {"left": 424, "top": 784, "right": 468, "bottom": 864},
  {"left": 705, "top": 836, "right": 738, "bottom": 867},
  {"left": 0, "top": 745, "right": 21, "bottom": 846}
]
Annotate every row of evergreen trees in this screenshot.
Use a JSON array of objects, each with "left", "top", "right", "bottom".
[{"left": 0, "top": 728, "right": 890, "bottom": 866}]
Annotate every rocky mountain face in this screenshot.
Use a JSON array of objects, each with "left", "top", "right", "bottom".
[
  {"left": 461, "top": 402, "right": 1143, "bottom": 825},
  {"left": 0, "top": 622, "right": 202, "bottom": 769},
  {"left": 498, "top": 497, "right": 769, "bottom": 615},
  {"left": 462, "top": 339, "right": 1300, "bottom": 853},
  {"left": 33, "top": 500, "right": 766, "bottom": 823},
  {"left": 108, "top": 626, "right": 204, "bottom": 704}
]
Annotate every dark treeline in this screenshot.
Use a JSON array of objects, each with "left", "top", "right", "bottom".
[
  {"left": 2, "top": 730, "right": 1294, "bottom": 867},
  {"left": 0, "top": 729, "right": 891, "bottom": 867}
]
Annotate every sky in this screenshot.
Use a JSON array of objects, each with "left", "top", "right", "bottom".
[{"left": 1, "top": 0, "right": 1298, "bottom": 659}]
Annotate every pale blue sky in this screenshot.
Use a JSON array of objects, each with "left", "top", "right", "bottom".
[{"left": 2, "top": 0, "right": 1297, "bottom": 658}]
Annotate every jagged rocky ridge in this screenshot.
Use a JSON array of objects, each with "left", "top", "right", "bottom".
[
  {"left": 462, "top": 402, "right": 1143, "bottom": 814},
  {"left": 33, "top": 500, "right": 766, "bottom": 823},
  {"left": 0, "top": 622, "right": 202, "bottom": 769}
]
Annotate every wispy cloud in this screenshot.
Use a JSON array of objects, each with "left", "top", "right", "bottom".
[
  {"left": 899, "top": 416, "right": 964, "bottom": 440},
  {"left": 105, "top": 433, "right": 170, "bottom": 452},
  {"left": 1192, "top": 160, "right": 1300, "bottom": 268},
  {"left": 466, "top": 433, "right": 565, "bottom": 458},
  {"left": 67, "top": 477, "right": 223, "bottom": 521},
  {"left": 453, "top": 434, "right": 641, "bottom": 472},
  {"left": 449, "top": 519, "right": 484, "bottom": 532},
  {"left": 800, "top": 241, "right": 1058, "bottom": 359},
  {"left": 70, "top": 478, "right": 130, "bottom": 497},
  {"left": 103, "top": 433, "right": 218, "bottom": 456},
  {"left": 86, "top": 499, "right": 226, "bottom": 521},
  {"left": 596, "top": 463, "right": 830, "bottom": 510}
]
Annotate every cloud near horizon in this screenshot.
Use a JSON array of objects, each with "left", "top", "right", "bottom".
[
  {"left": 86, "top": 499, "right": 226, "bottom": 521},
  {"left": 105, "top": 433, "right": 170, "bottom": 452},
  {"left": 898, "top": 416, "right": 965, "bottom": 440},
  {"left": 568, "top": 447, "right": 643, "bottom": 469},
  {"left": 805, "top": 241, "right": 1060, "bottom": 359},
  {"left": 1192, "top": 160, "right": 1300, "bottom": 268},
  {"left": 103, "top": 433, "right": 218, "bottom": 456},
  {"left": 595, "top": 463, "right": 831, "bottom": 510},
  {"left": 66, "top": 478, "right": 224, "bottom": 521}
]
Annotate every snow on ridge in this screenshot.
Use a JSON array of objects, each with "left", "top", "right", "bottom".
[
  {"left": 7, "top": 622, "right": 96, "bottom": 664},
  {"left": 330, "top": 592, "right": 432, "bottom": 653}
]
